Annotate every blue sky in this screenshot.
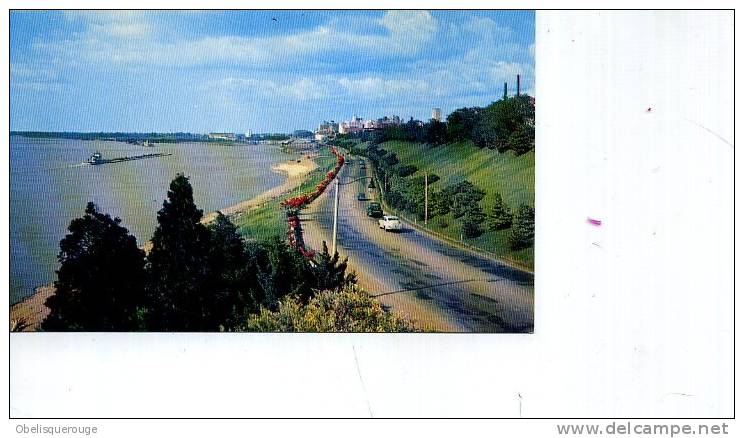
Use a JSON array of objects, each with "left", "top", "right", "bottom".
[{"left": 10, "top": 10, "right": 534, "bottom": 133}]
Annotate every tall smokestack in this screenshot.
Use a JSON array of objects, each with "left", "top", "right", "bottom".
[
  {"left": 503, "top": 82, "right": 508, "bottom": 100},
  {"left": 517, "top": 74, "right": 521, "bottom": 96}
]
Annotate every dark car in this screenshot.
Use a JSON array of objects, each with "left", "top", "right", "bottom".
[
  {"left": 357, "top": 193, "right": 367, "bottom": 201},
  {"left": 366, "top": 202, "right": 383, "bottom": 218}
]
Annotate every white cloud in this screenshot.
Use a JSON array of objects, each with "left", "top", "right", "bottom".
[
  {"left": 338, "top": 76, "right": 429, "bottom": 98},
  {"left": 201, "top": 76, "right": 331, "bottom": 102},
  {"left": 35, "top": 11, "right": 439, "bottom": 68},
  {"left": 63, "top": 11, "right": 153, "bottom": 38}
]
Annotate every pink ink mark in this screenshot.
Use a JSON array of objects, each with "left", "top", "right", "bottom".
[{"left": 587, "top": 217, "right": 602, "bottom": 226}]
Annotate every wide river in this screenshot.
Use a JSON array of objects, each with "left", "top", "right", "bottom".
[{"left": 9, "top": 136, "right": 293, "bottom": 304}]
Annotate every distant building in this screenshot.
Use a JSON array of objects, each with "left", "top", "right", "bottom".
[
  {"left": 377, "top": 115, "right": 401, "bottom": 128},
  {"left": 431, "top": 107, "right": 442, "bottom": 122},
  {"left": 316, "top": 121, "right": 338, "bottom": 136},
  {"left": 208, "top": 132, "right": 236, "bottom": 141}
]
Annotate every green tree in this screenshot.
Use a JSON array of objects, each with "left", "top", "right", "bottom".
[
  {"left": 312, "top": 241, "right": 357, "bottom": 292},
  {"left": 42, "top": 202, "right": 147, "bottom": 331},
  {"left": 382, "top": 152, "right": 399, "bottom": 167},
  {"left": 207, "top": 212, "right": 259, "bottom": 330},
  {"left": 445, "top": 181, "right": 486, "bottom": 218},
  {"left": 486, "top": 193, "right": 513, "bottom": 230},
  {"left": 424, "top": 120, "right": 448, "bottom": 146},
  {"left": 396, "top": 164, "right": 418, "bottom": 177},
  {"left": 506, "top": 124, "right": 535, "bottom": 155},
  {"left": 250, "top": 237, "right": 313, "bottom": 310},
  {"left": 508, "top": 204, "right": 535, "bottom": 250},
  {"left": 461, "top": 205, "right": 486, "bottom": 238},
  {"left": 446, "top": 107, "right": 480, "bottom": 142},
  {"left": 146, "top": 174, "right": 214, "bottom": 331},
  {"left": 429, "top": 190, "right": 451, "bottom": 217}
]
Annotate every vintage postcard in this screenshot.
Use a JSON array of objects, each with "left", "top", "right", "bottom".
[{"left": 9, "top": 10, "right": 534, "bottom": 333}]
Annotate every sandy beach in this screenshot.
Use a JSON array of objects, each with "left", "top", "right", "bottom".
[
  {"left": 202, "top": 156, "right": 317, "bottom": 223},
  {"left": 10, "top": 155, "right": 318, "bottom": 331},
  {"left": 9, "top": 285, "right": 54, "bottom": 332}
]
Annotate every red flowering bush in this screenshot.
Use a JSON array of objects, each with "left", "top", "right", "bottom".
[{"left": 281, "top": 146, "right": 346, "bottom": 259}]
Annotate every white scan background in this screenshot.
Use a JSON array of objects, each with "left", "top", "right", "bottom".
[{"left": 7, "top": 10, "right": 734, "bottom": 418}]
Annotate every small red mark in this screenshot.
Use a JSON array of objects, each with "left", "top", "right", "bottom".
[
  {"left": 646, "top": 107, "right": 652, "bottom": 112},
  {"left": 587, "top": 217, "right": 602, "bottom": 226}
]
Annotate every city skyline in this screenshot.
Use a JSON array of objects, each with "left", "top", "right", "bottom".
[{"left": 10, "top": 10, "right": 534, "bottom": 133}]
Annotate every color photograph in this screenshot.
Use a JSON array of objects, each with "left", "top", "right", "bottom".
[{"left": 9, "top": 10, "right": 535, "bottom": 332}]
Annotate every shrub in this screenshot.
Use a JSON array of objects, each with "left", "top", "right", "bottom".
[
  {"left": 486, "top": 193, "right": 513, "bottom": 230},
  {"left": 508, "top": 204, "right": 535, "bottom": 250},
  {"left": 397, "top": 164, "right": 418, "bottom": 177},
  {"left": 461, "top": 206, "right": 485, "bottom": 238},
  {"left": 244, "top": 285, "right": 418, "bottom": 332}
]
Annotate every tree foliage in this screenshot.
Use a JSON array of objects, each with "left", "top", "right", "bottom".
[
  {"left": 146, "top": 174, "right": 215, "bottom": 331},
  {"left": 42, "top": 203, "right": 147, "bottom": 331},
  {"left": 353, "top": 95, "right": 535, "bottom": 155},
  {"left": 486, "top": 193, "right": 513, "bottom": 231},
  {"left": 509, "top": 204, "right": 535, "bottom": 250},
  {"left": 207, "top": 212, "right": 260, "bottom": 330},
  {"left": 312, "top": 241, "right": 357, "bottom": 292},
  {"left": 40, "top": 174, "right": 391, "bottom": 332},
  {"left": 244, "top": 285, "right": 417, "bottom": 332}
]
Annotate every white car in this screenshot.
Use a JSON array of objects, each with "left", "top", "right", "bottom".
[{"left": 378, "top": 215, "right": 403, "bottom": 232}]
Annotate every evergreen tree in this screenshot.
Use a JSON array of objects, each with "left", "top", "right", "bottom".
[
  {"left": 146, "top": 174, "right": 213, "bottom": 331},
  {"left": 207, "top": 212, "right": 259, "bottom": 331},
  {"left": 42, "top": 202, "right": 147, "bottom": 331},
  {"left": 486, "top": 193, "right": 513, "bottom": 230},
  {"left": 250, "top": 237, "right": 313, "bottom": 310},
  {"left": 429, "top": 190, "right": 451, "bottom": 217},
  {"left": 461, "top": 205, "right": 486, "bottom": 238},
  {"left": 446, "top": 181, "right": 486, "bottom": 218},
  {"left": 508, "top": 204, "right": 535, "bottom": 250},
  {"left": 313, "top": 241, "right": 357, "bottom": 292}
]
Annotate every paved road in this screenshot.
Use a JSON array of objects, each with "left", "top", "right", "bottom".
[{"left": 301, "top": 157, "right": 534, "bottom": 332}]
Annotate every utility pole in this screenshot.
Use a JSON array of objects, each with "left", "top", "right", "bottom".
[
  {"left": 332, "top": 178, "right": 339, "bottom": 255},
  {"left": 331, "top": 175, "right": 372, "bottom": 256},
  {"left": 424, "top": 172, "right": 429, "bottom": 225}
]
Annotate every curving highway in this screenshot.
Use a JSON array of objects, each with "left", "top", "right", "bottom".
[{"left": 301, "top": 156, "right": 534, "bottom": 333}]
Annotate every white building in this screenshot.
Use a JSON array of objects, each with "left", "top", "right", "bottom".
[
  {"left": 209, "top": 132, "right": 237, "bottom": 141},
  {"left": 431, "top": 107, "right": 442, "bottom": 122}
]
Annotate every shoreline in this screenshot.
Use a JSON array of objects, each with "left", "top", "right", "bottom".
[
  {"left": 9, "top": 154, "right": 319, "bottom": 332},
  {"left": 202, "top": 154, "right": 318, "bottom": 223}
]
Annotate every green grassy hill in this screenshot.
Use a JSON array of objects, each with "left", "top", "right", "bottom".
[{"left": 378, "top": 140, "right": 534, "bottom": 269}]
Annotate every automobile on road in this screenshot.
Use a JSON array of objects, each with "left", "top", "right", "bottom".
[
  {"left": 366, "top": 202, "right": 383, "bottom": 217},
  {"left": 357, "top": 193, "right": 367, "bottom": 201},
  {"left": 378, "top": 215, "right": 403, "bottom": 232}
]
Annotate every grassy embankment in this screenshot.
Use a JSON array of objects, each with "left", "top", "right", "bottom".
[
  {"left": 376, "top": 140, "right": 534, "bottom": 269},
  {"left": 233, "top": 154, "right": 338, "bottom": 240}
]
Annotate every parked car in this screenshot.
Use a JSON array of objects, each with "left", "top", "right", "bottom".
[
  {"left": 378, "top": 215, "right": 403, "bottom": 232},
  {"left": 366, "top": 202, "right": 383, "bottom": 218},
  {"left": 357, "top": 193, "right": 367, "bottom": 201}
]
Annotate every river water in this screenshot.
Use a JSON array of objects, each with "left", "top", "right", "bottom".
[{"left": 9, "top": 136, "right": 292, "bottom": 304}]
